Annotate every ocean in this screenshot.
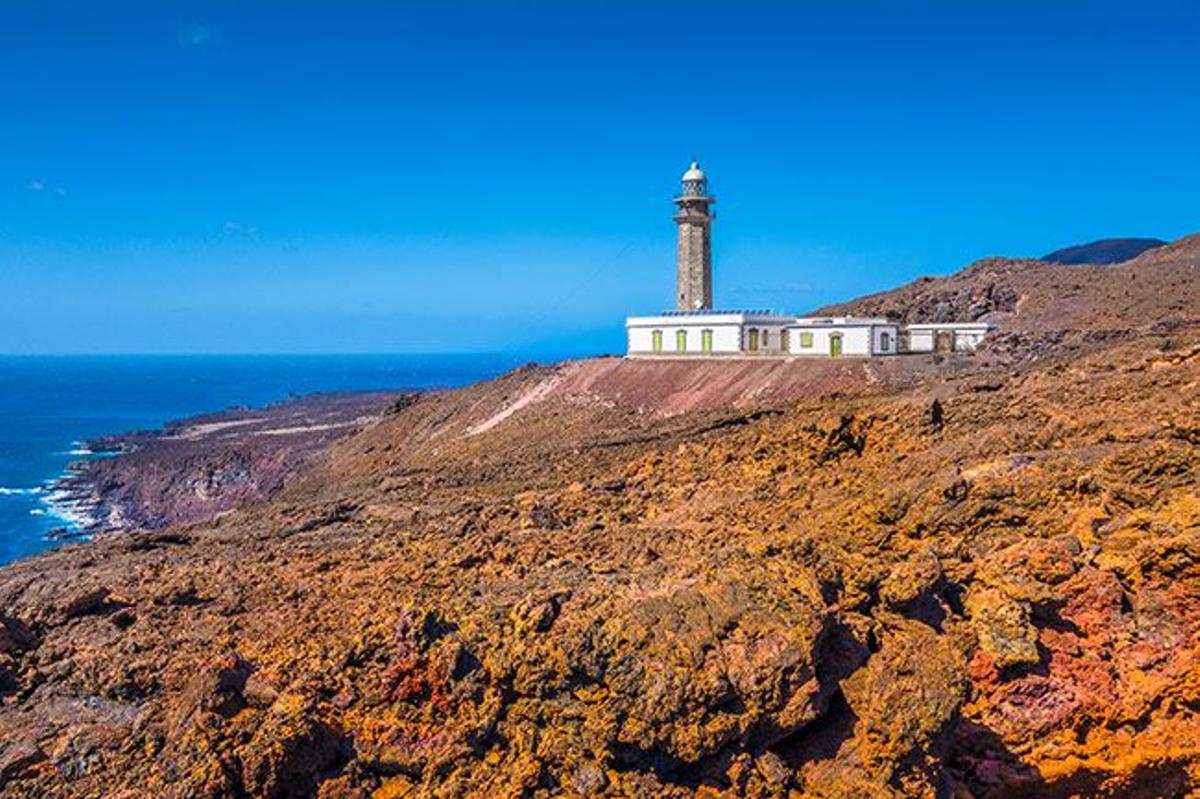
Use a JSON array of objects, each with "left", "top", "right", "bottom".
[{"left": 0, "top": 354, "right": 529, "bottom": 566}]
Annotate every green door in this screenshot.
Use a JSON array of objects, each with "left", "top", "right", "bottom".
[
  {"left": 830, "top": 334, "right": 843, "bottom": 357},
  {"left": 676, "top": 330, "right": 687, "bottom": 353},
  {"left": 781, "top": 330, "right": 790, "bottom": 353},
  {"left": 651, "top": 330, "right": 663, "bottom": 353},
  {"left": 701, "top": 329, "right": 713, "bottom": 353}
]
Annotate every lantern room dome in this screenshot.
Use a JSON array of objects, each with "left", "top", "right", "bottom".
[{"left": 682, "top": 161, "right": 706, "bottom": 183}]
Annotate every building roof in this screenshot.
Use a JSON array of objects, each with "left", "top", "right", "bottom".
[
  {"left": 627, "top": 312, "right": 900, "bottom": 326},
  {"left": 661, "top": 308, "right": 773, "bottom": 316},
  {"left": 626, "top": 311, "right": 793, "bottom": 326},
  {"left": 791, "top": 316, "right": 894, "bottom": 327},
  {"left": 905, "top": 321, "right": 995, "bottom": 330}
]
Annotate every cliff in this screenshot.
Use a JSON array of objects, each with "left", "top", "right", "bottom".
[
  {"left": 0, "top": 240, "right": 1198, "bottom": 798},
  {"left": 48, "top": 392, "right": 404, "bottom": 535}
]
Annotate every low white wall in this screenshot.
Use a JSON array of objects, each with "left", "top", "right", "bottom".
[
  {"left": 904, "top": 325, "right": 991, "bottom": 353},
  {"left": 908, "top": 329, "right": 935, "bottom": 353}
]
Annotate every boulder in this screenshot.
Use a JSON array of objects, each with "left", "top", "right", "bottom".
[
  {"left": 241, "top": 695, "right": 346, "bottom": 799},
  {"left": 879, "top": 550, "right": 944, "bottom": 617},
  {"left": 964, "top": 587, "right": 1040, "bottom": 670}
]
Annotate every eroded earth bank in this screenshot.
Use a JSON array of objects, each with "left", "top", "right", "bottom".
[{"left": 0, "top": 244, "right": 1198, "bottom": 798}]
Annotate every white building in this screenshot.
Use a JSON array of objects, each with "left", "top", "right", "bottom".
[
  {"left": 625, "top": 163, "right": 995, "bottom": 358},
  {"left": 904, "top": 323, "right": 994, "bottom": 354},
  {"left": 786, "top": 317, "right": 900, "bottom": 357},
  {"left": 627, "top": 311, "right": 790, "bottom": 355},
  {"left": 626, "top": 312, "right": 901, "bottom": 357}
]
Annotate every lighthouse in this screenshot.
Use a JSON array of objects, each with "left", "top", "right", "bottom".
[
  {"left": 674, "top": 161, "right": 715, "bottom": 310},
  {"left": 624, "top": 162, "right": 994, "bottom": 357}
]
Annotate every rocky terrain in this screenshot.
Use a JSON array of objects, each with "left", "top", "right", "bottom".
[
  {"left": 0, "top": 237, "right": 1197, "bottom": 798},
  {"left": 48, "top": 392, "right": 404, "bottom": 535},
  {"left": 814, "top": 233, "right": 1198, "bottom": 361}
]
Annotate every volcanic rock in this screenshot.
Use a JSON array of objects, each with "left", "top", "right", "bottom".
[{"left": 0, "top": 237, "right": 1197, "bottom": 797}]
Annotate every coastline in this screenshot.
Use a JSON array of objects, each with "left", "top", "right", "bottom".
[
  {"left": 0, "top": 353, "right": 532, "bottom": 566},
  {"left": 39, "top": 390, "right": 408, "bottom": 540},
  {"left": 37, "top": 441, "right": 127, "bottom": 540}
]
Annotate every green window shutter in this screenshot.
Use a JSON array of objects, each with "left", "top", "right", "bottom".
[
  {"left": 676, "top": 330, "right": 687, "bottom": 352},
  {"left": 800, "top": 332, "right": 813, "bottom": 348},
  {"left": 652, "top": 330, "right": 663, "bottom": 352}
]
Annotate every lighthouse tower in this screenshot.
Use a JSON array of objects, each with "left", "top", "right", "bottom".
[{"left": 674, "top": 161, "right": 715, "bottom": 311}]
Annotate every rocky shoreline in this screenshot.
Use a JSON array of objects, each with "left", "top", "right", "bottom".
[{"left": 41, "top": 390, "right": 408, "bottom": 539}]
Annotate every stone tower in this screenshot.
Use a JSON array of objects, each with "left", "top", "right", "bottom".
[{"left": 674, "top": 161, "right": 715, "bottom": 310}]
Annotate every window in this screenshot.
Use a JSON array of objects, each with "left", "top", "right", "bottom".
[
  {"left": 701, "top": 329, "right": 713, "bottom": 353},
  {"left": 651, "top": 330, "right": 663, "bottom": 353},
  {"left": 800, "top": 331, "right": 814, "bottom": 348},
  {"left": 880, "top": 331, "right": 891, "bottom": 352},
  {"left": 676, "top": 329, "right": 687, "bottom": 352},
  {"left": 781, "top": 330, "right": 790, "bottom": 352},
  {"left": 748, "top": 328, "right": 759, "bottom": 351}
]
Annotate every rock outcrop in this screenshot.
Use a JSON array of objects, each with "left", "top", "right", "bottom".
[{"left": 48, "top": 392, "right": 402, "bottom": 535}]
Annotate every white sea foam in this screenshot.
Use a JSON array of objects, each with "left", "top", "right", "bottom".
[
  {"left": 0, "top": 486, "right": 43, "bottom": 496},
  {"left": 38, "top": 499, "right": 96, "bottom": 530},
  {"left": 35, "top": 479, "right": 99, "bottom": 531}
]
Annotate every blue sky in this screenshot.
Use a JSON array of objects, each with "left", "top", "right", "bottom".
[{"left": 2, "top": 2, "right": 1198, "bottom": 355}]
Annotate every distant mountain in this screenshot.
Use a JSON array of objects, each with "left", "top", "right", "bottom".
[{"left": 1042, "top": 237, "right": 1166, "bottom": 265}]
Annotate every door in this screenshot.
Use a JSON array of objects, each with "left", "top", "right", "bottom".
[
  {"left": 748, "top": 329, "right": 759, "bottom": 351},
  {"left": 651, "top": 330, "right": 663, "bottom": 353},
  {"left": 781, "top": 329, "right": 790, "bottom": 353},
  {"left": 935, "top": 331, "right": 954, "bottom": 353},
  {"left": 676, "top": 330, "right": 687, "bottom": 353},
  {"left": 701, "top": 329, "right": 713, "bottom": 353},
  {"left": 829, "top": 333, "right": 843, "bottom": 357}
]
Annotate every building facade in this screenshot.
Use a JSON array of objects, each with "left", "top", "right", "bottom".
[
  {"left": 626, "top": 163, "right": 995, "bottom": 358},
  {"left": 626, "top": 313, "right": 902, "bottom": 357}
]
